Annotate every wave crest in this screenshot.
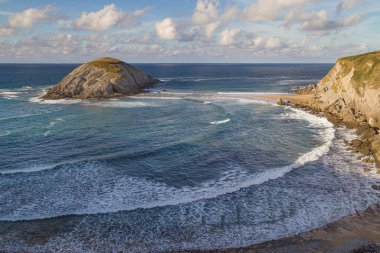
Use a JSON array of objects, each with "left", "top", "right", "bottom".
[{"left": 210, "top": 118, "right": 230, "bottom": 125}]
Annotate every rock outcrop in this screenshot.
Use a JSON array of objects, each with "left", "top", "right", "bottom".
[
  {"left": 41, "top": 57, "right": 158, "bottom": 99},
  {"left": 313, "top": 51, "right": 380, "bottom": 128},
  {"left": 291, "top": 50, "right": 380, "bottom": 166}
]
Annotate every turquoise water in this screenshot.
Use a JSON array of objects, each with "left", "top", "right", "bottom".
[{"left": 0, "top": 64, "right": 379, "bottom": 252}]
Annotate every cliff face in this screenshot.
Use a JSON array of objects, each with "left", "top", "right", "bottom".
[
  {"left": 293, "top": 51, "right": 380, "bottom": 166},
  {"left": 41, "top": 57, "right": 158, "bottom": 99},
  {"left": 314, "top": 51, "right": 380, "bottom": 128}
]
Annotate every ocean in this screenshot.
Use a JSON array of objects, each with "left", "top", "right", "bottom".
[{"left": 0, "top": 63, "right": 379, "bottom": 252}]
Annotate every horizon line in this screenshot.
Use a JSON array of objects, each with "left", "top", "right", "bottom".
[{"left": 0, "top": 62, "right": 335, "bottom": 65}]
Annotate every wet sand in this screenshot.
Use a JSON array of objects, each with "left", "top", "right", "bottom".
[{"left": 189, "top": 204, "right": 380, "bottom": 253}]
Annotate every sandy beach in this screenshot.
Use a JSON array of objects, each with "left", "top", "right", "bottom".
[{"left": 189, "top": 204, "right": 380, "bottom": 253}]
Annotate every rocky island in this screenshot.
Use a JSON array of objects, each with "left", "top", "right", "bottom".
[{"left": 41, "top": 57, "right": 158, "bottom": 99}]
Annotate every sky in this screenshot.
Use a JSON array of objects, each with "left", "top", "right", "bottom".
[{"left": 0, "top": 0, "right": 379, "bottom": 63}]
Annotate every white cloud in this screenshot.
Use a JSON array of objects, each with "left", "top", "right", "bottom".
[
  {"left": 122, "top": 7, "right": 149, "bottom": 27},
  {"left": 242, "top": 0, "right": 306, "bottom": 22},
  {"left": 155, "top": 18, "right": 177, "bottom": 40},
  {"left": 0, "top": 26, "right": 13, "bottom": 36},
  {"left": 204, "top": 21, "right": 220, "bottom": 39},
  {"left": 219, "top": 28, "right": 240, "bottom": 46},
  {"left": 299, "top": 10, "right": 363, "bottom": 31},
  {"left": 250, "top": 36, "right": 286, "bottom": 50},
  {"left": 8, "top": 5, "right": 54, "bottom": 28},
  {"left": 221, "top": 6, "right": 239, "bottom": 23},
  {"left": 192, "top": 0, "right": 219, "bottom": 25},
  {"left": 74, "top": 4, "right": 147, "bottom": 32},
  {"left": 190, "top": 0, "right": 238, "bottom": 40},
  {"left": 337, "top": 0, "right": 363, "bottom": 13},
  {"left": 124, "top": 32, "right": 152, "bottom": 44},
  {"left": 75, "top": 4, "right": 125, "bottom": 31},
  {"left": 241, "top": 0, "right": 364, "bottom": 33}
]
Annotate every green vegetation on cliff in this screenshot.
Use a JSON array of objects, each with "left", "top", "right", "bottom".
[{"left": 337, "top": 51, "right": 380, "bottom": 92}]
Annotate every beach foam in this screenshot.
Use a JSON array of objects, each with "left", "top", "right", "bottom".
[
  {"left": 0, "top": 90, "right": 20, "bottom": 99},
  {"left": 0, "top": 130, "right": 10, "bottom": 137},
  {"left": 90, "top": 101, "right": 152, "bottom": 108},
  {"left": 210, "top": 118, "right": 230, "bottom": 125},
  {"left": 0, "top": 107, "right": 338, "bottom": 221},
  {"left": 0, "top": 109, "right": 61, "bottom": 121}
]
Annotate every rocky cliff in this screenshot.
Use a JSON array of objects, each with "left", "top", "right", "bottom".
[
  {"left": 292, "top": 51, "right": 380, "bottom": 166},
  {"left": 41, "top": 57, "right": 158, "bottom": 99},
  {"left": 313, "top": 51, "right": 380, "bottom": 127}
]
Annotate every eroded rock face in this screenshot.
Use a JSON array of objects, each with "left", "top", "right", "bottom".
[
  {"left": 313, "top": 51, "right": 380, "bottom": 128},
  {"left": 41, "top": 57, "right": 158, "bottom": 99},
  {"left": 295, "top": 51, "right": 380, "bottom": 165}
]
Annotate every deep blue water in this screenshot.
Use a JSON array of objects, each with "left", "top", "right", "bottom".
[{"left": 0, "top": 64, "right": 379, "bottom": 252}]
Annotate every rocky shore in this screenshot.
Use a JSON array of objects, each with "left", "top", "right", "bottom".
[
  {"left": 291, "top": 51, "right": 380, "bottom": 168},
  {"left": 275, "top": 51, "right": 380, "bottom": 188},
  {"left": 273, "top": 93, "right": 380, "bottom": 191}
]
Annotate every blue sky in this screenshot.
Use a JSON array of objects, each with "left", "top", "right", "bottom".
[{"left": 0, "top": 0, "right": 379, "bottom": 63}]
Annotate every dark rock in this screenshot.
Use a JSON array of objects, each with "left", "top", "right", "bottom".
[
  {"left": 359, "top": 148, "right": 371, "bottom": 156},
  {"left": 277, "top": 98, "right": 285, "bottom": 105},
  {"left": 351, "top": 139, "right": 363, "bottom": 147}
]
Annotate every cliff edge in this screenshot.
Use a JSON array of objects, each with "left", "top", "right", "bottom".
[
  {"left": 41, "top": 57, "right": 158, "bottom": 99},
  {"left": 314, "top": 51, "right": 380, "bottom": 127},
  {"left": 292, "top": 50, "right": 380, "bottom": 166}
]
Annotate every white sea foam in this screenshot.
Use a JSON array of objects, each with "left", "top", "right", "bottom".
[
  {"left": 278, "top": 79, "right": 320, "bottom": 84},
  {"left": 160, "top": 91, "right": 194, "bottom": 95},
  {"left": 40, "top": 99, "right": 83, "bottom": 104},
  {"left": 134, "top": 96, "right": 184, "bottom": 100},
  {"left": 90, "top": 101, "right": 152, "bottom": 108},
  {"left": 0, "top": 91, "right": 19, "bottom": 95},
  {"left": 0, "top": 130, "right": 10, "bottom": 137},
  {"left": 0, "top": 90, "right": 20, "bottom": 99},
  {"left": 28, "top": 95, "right": 84, "bottom": 104},
  {"left": 0, "top": 109, "right": 61, "bottom": 121},
  {"left": 217, "top": 92, "right": 289, "bottom": 95},
  {"left": 159, "top": 76, "right": 283, "bottom": 82},
  {"left": 210, "top": 118, "right": 230, "bottom": 125},
  {"left": 215, "top": 96, "right": 277, "bottom": 106},
  {"left": 43, "top": 119, "right": 63, "bottom": 136},
  {"left": 0, "top": 108, "right": 337, "bottom": 222},
  {"left": 20, "top": 86, "right": 33, "bottom": 90},
  {"left": 0, "top": 165, "right": 54, "bottom": 175}
]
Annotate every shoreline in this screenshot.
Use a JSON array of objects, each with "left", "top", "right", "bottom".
[
  {"left": 142, "top": 91, "right": 380, "bottom": 252},
  {"left": 194, "top": 93, "right": 380, "bottom": 253},
  {"left": 1, "top": 92, "right": 379, "bottom": 252},
  {"left": 193, "top": 203, "right": 380, "bottom": 253}
]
